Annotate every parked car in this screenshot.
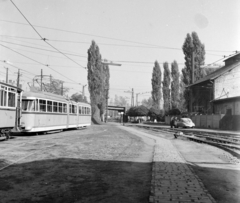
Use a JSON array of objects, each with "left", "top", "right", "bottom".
[{"left": 175, "top": 118, "right": 195, "bottom": 128}]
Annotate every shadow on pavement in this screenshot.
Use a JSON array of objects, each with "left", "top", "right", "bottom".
[
  {"left": 0, "top": 158, "right": 152, "bottom": 203},
  {"left": 1, "top": 158, "right": 240, "bottom": 203}
]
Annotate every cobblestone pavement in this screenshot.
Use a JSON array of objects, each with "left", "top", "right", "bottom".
[
  {"left": 150, "top": 138, "right": 216, "bottom": 203},
  {"left": 0, "top": 125, "right": 153, "bottom": 203}
]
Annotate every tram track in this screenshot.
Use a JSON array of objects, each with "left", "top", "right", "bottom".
[{"left": 127, "top": 124, "right": 240, "bottom": 157}]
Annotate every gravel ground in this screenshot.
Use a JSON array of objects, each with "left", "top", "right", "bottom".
[{"left": 0, "top": 124, "right": 154, "bottom": 203}]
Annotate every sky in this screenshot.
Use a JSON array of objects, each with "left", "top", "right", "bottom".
[{"left": 0, "top": 0, "right": 239, "bottom": 104}]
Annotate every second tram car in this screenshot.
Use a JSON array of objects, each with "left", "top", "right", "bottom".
[
  {"left": 0, "top": 81, "right": 22, "bottom": 139},
  {"left": 21, "top": 91, "right": 91, "bottom": 133}
]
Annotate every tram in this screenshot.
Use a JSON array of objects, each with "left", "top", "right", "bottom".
[
  {"left": 0, "top": 81, "right": 22, "bottom": 139},
  {"left": 20, "top": 91, "right": 91, "bottom": 133}
]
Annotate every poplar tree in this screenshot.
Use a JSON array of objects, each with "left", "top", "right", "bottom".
[
  {"left": 162, "top": 62, "right": 171, "bottom": 113},
  {"left": 171, "top": 61, "right": 180, "bottom": 109},
  {"left": 87, "top": 41, "right": 106, "bottom": 123},
  {"left": 100, "top": 63, "right": 110, "bottom": 121},
  {"left": 151, "top": 61, "right": 162, "bottom": 110},
  {"left": 182, "top": 32, "right": 205, "bottom": 110}
]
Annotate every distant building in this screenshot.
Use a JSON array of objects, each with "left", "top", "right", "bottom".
[
  {"left": 189, "top": 53, "right": 240, "bottom": 130},
  {"left": 0, "top": 79, "right": 22, "bottom": 89},
  {"left": 189, "top": 53, "right": 240, "bottom": 115},
  {"left": 190, "top": 53, "right": 240, "bottom": 115}
]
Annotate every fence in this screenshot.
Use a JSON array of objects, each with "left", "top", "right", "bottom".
[{"left": 165, "top": 114, "right": 225, "bottom": 129}]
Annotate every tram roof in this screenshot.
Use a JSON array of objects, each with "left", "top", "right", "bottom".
[
  {"left": 23, "top": 91, "right": 68, "bottom": 102},
  {"left": 22, "top": 91, "right": 91, "bottom": 106},
  {"left": 0, "top": 81, "right": 23, "bottom": 92}
]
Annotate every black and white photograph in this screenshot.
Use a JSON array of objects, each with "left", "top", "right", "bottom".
[{"left": 0, "top": 0, "right": 239, "bottom": 202}]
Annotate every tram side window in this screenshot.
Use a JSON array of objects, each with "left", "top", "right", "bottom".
[
  {"left": 36, "top": 99, "right": 39, "bottom": 111},
  {"left": 47, "top": 101, "right": 52, "bottom": 112},
  {"left": 72, "top": 105, "right": 77, "bottom": 114},
  {"left": 22, "top": 100, "right": 35, "bottom": 111},
  {"left": 79, "top": 106, "right": 82, "bottom": 114},
  {"left": 39, "top": 100, "right": 46, "bottom": 112},
  {"left": 59, "top": 103, "right": 63, "bottom": 113},
  {"left": 0, "top": 86, "right": 7, "bottom": 106},
  {"left": 8, "top": 90, "right": 16, "bottom": 107},
  {"left": 53, "top": 102, "right": 58, "bottom": 112},
  {"left": 63, "top": 103, "right": 67, "bottom": 113}
]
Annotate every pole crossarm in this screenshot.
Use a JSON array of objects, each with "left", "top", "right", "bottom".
[{"left": 107, "top": 105, "right": 125, "bottom": 113}]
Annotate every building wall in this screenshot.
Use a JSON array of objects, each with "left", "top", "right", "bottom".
[
  {"left": 214, "top": 65, "right": 240, "bottom": 100},
  {"left": 214, "top": 100, "right": 240, "bottom": 115}
]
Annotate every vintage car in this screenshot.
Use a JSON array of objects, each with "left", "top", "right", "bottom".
[{"left": 175, "top": 118, "right": 195, "bottom": 128}]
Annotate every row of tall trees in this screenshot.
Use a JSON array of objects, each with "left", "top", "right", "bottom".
[
  {"left": 151, "top": 60, "right": 181, "bottom": 114},
  {"left": 149, "top": 31, "right": 217, "bottom": 114},
  {"left": 87, "top": 41, "right": 110, "bottom": 123}
]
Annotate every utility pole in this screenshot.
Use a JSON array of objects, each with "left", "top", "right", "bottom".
[
  {"left": 105, "top": 88, "right": 109, "bottom": 123},
  {"left": 192, "top": 51, "right": 195, "bottom": 84},
  {"left": 50, "top": 74, "right": 52, "bottom": 92},
  {"left": 190, "top": 51, "right": 195, "bottom": 112},
  {"left": 82, "top": 84, "right": 87, "bottom": 99},
  {"left": 17, "top": 69, "right": 20, "bottom": 88},
  {"left": 125, "top": 88, "right": 134, "bottom": 107},
  {"left": 61, "top": 81, "right": 64, "bottom": 96},
  {"left": 136, "top": 93, "right": 139, "bottom": 106},
  {"left": 132, "top": 88, "right": 134, "bottom": 106},
  {"left": 5, "top": 67, "right": 8, "bottom": 84},
  {"left": 41, "top": 69, "right": 43, "bottom": 91}
]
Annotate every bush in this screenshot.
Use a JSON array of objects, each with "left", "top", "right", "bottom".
[{"left": 168, "top": 108, "right": 181, "bottom": 116}]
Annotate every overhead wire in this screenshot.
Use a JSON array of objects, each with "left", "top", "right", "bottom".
[
  {"left": 0, "top": 19, "right": 236, "bottom": 54},
  {"left": 0, "top": 43, "right": 81, "bottom": 84},
  {"left": 0, "top": 40, "right": 87, "bottom": 58},
  {"left": 9, "top": 0, "right": 86, "bottom": 69}
]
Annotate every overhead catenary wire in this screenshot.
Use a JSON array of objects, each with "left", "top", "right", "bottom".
[
  {"left": 9, "top": 0, "right": 86, "bottom": 69},
  {"left": 0, "top": 43, "right": 81, "bottom": 85},
  {"left": 0, "top": 19, "right": 236, "bottom": 54},
  {"left": 0, "top": 39, "right": 87, "bottom": 58}
]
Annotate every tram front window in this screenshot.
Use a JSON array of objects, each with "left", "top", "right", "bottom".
[{"left": 22, "top": 100, "right": 35, "bottom": 111}]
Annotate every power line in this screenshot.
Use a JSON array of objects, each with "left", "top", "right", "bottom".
[
  {"left": 0, "top": 43, "right": 81, "bottom": 84},
  {"left": 0, "top": 40, "right": 87, "bottom": 58},
  {"left": 0, "top": 19, "right": 236, "bottom": 54},
  {"left": 0, "top": 60, "right": 35, "bottom": 76},
  {"left": 9, "top": 0, "right": 86, "bottom": 69}
]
